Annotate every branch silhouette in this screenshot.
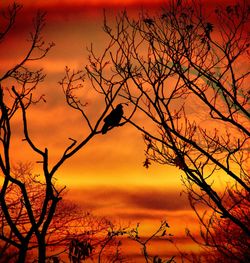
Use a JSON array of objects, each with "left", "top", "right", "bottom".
[{"left": 90, "top": 0, "right": 250, "bottom": 246}]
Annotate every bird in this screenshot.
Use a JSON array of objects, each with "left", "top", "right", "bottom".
[{"left": 101, "top": 104, "right": 123, "bottom": 134}]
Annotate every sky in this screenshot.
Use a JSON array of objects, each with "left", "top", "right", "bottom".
[{"left": 0, "top": 0, "right": 235, "bottom": 260}]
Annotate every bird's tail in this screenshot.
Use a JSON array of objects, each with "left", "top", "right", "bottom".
[{"left": 101, "top": 124, "right": 108, "bottom": 134}]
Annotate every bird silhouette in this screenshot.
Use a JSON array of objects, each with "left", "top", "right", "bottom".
[{"left": 101, "top": 104, "right": 123, "bottom": 134}]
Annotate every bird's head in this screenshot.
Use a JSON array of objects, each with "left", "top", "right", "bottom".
[
  {"left": 116, "top": 104, "right": 123, "bottom": 109},
  {"left": 116, "top": 102, "right": 129, "bottom": 108}
]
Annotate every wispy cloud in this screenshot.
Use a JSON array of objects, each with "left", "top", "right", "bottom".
[{"left": 67, "top": 186, "right": 190, "bottom": 213}]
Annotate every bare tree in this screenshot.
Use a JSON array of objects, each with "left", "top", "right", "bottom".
[
  {"left": 0, "top": 163, "right": 114, "bottom": 263},
  {"left": 87, "top": 0, "right": 250, "bottom": 248},
  {"left": 0, "top": 3, "right": 125, "bottom": 262},
  {"left": 0, "top": 163, "right": 42, "bottom": 262},
  {"left": 68, "top": 219, "right": 174, "bottom": 263},
  {"left": 184, "top": 187, "right": 250, "bottom": 263},
  {"left": 126, "top": 220, "right": 175, "bottom": 263}
]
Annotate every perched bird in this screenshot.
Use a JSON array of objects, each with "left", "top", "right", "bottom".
[{"left": 101, "top": 104, "right": 123, "bottom": 134}]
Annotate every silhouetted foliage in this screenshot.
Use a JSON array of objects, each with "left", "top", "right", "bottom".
[{"left": 69, "top": 239, "right": 93, "bottom": 262}]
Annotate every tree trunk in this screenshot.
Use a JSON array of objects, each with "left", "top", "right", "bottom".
[
  {"left": 17, "top": 245, "right": 28, "bottom": 263},
  {"left": 38, "top": 236, "right": 46, "bottom": 263}
]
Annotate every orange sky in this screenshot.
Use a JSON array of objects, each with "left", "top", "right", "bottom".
[{"left": 0, "top": 0, "right": 236, "bottom": 260}]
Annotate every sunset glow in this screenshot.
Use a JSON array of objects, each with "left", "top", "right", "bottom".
[{"left": 1, "top": 0, "right": 249, "bottom": 262}]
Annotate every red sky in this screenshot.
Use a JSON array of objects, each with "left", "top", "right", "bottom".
[{"left": 1, "top": 0, "right": 234, "bottom": 260}]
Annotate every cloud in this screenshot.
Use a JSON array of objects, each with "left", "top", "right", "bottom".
[
  {"left": 124, "top": 188, "right": 189, "bottom": 211},
  {"left": 67, "top": 186, "right": 190, "bottom": 214}
]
